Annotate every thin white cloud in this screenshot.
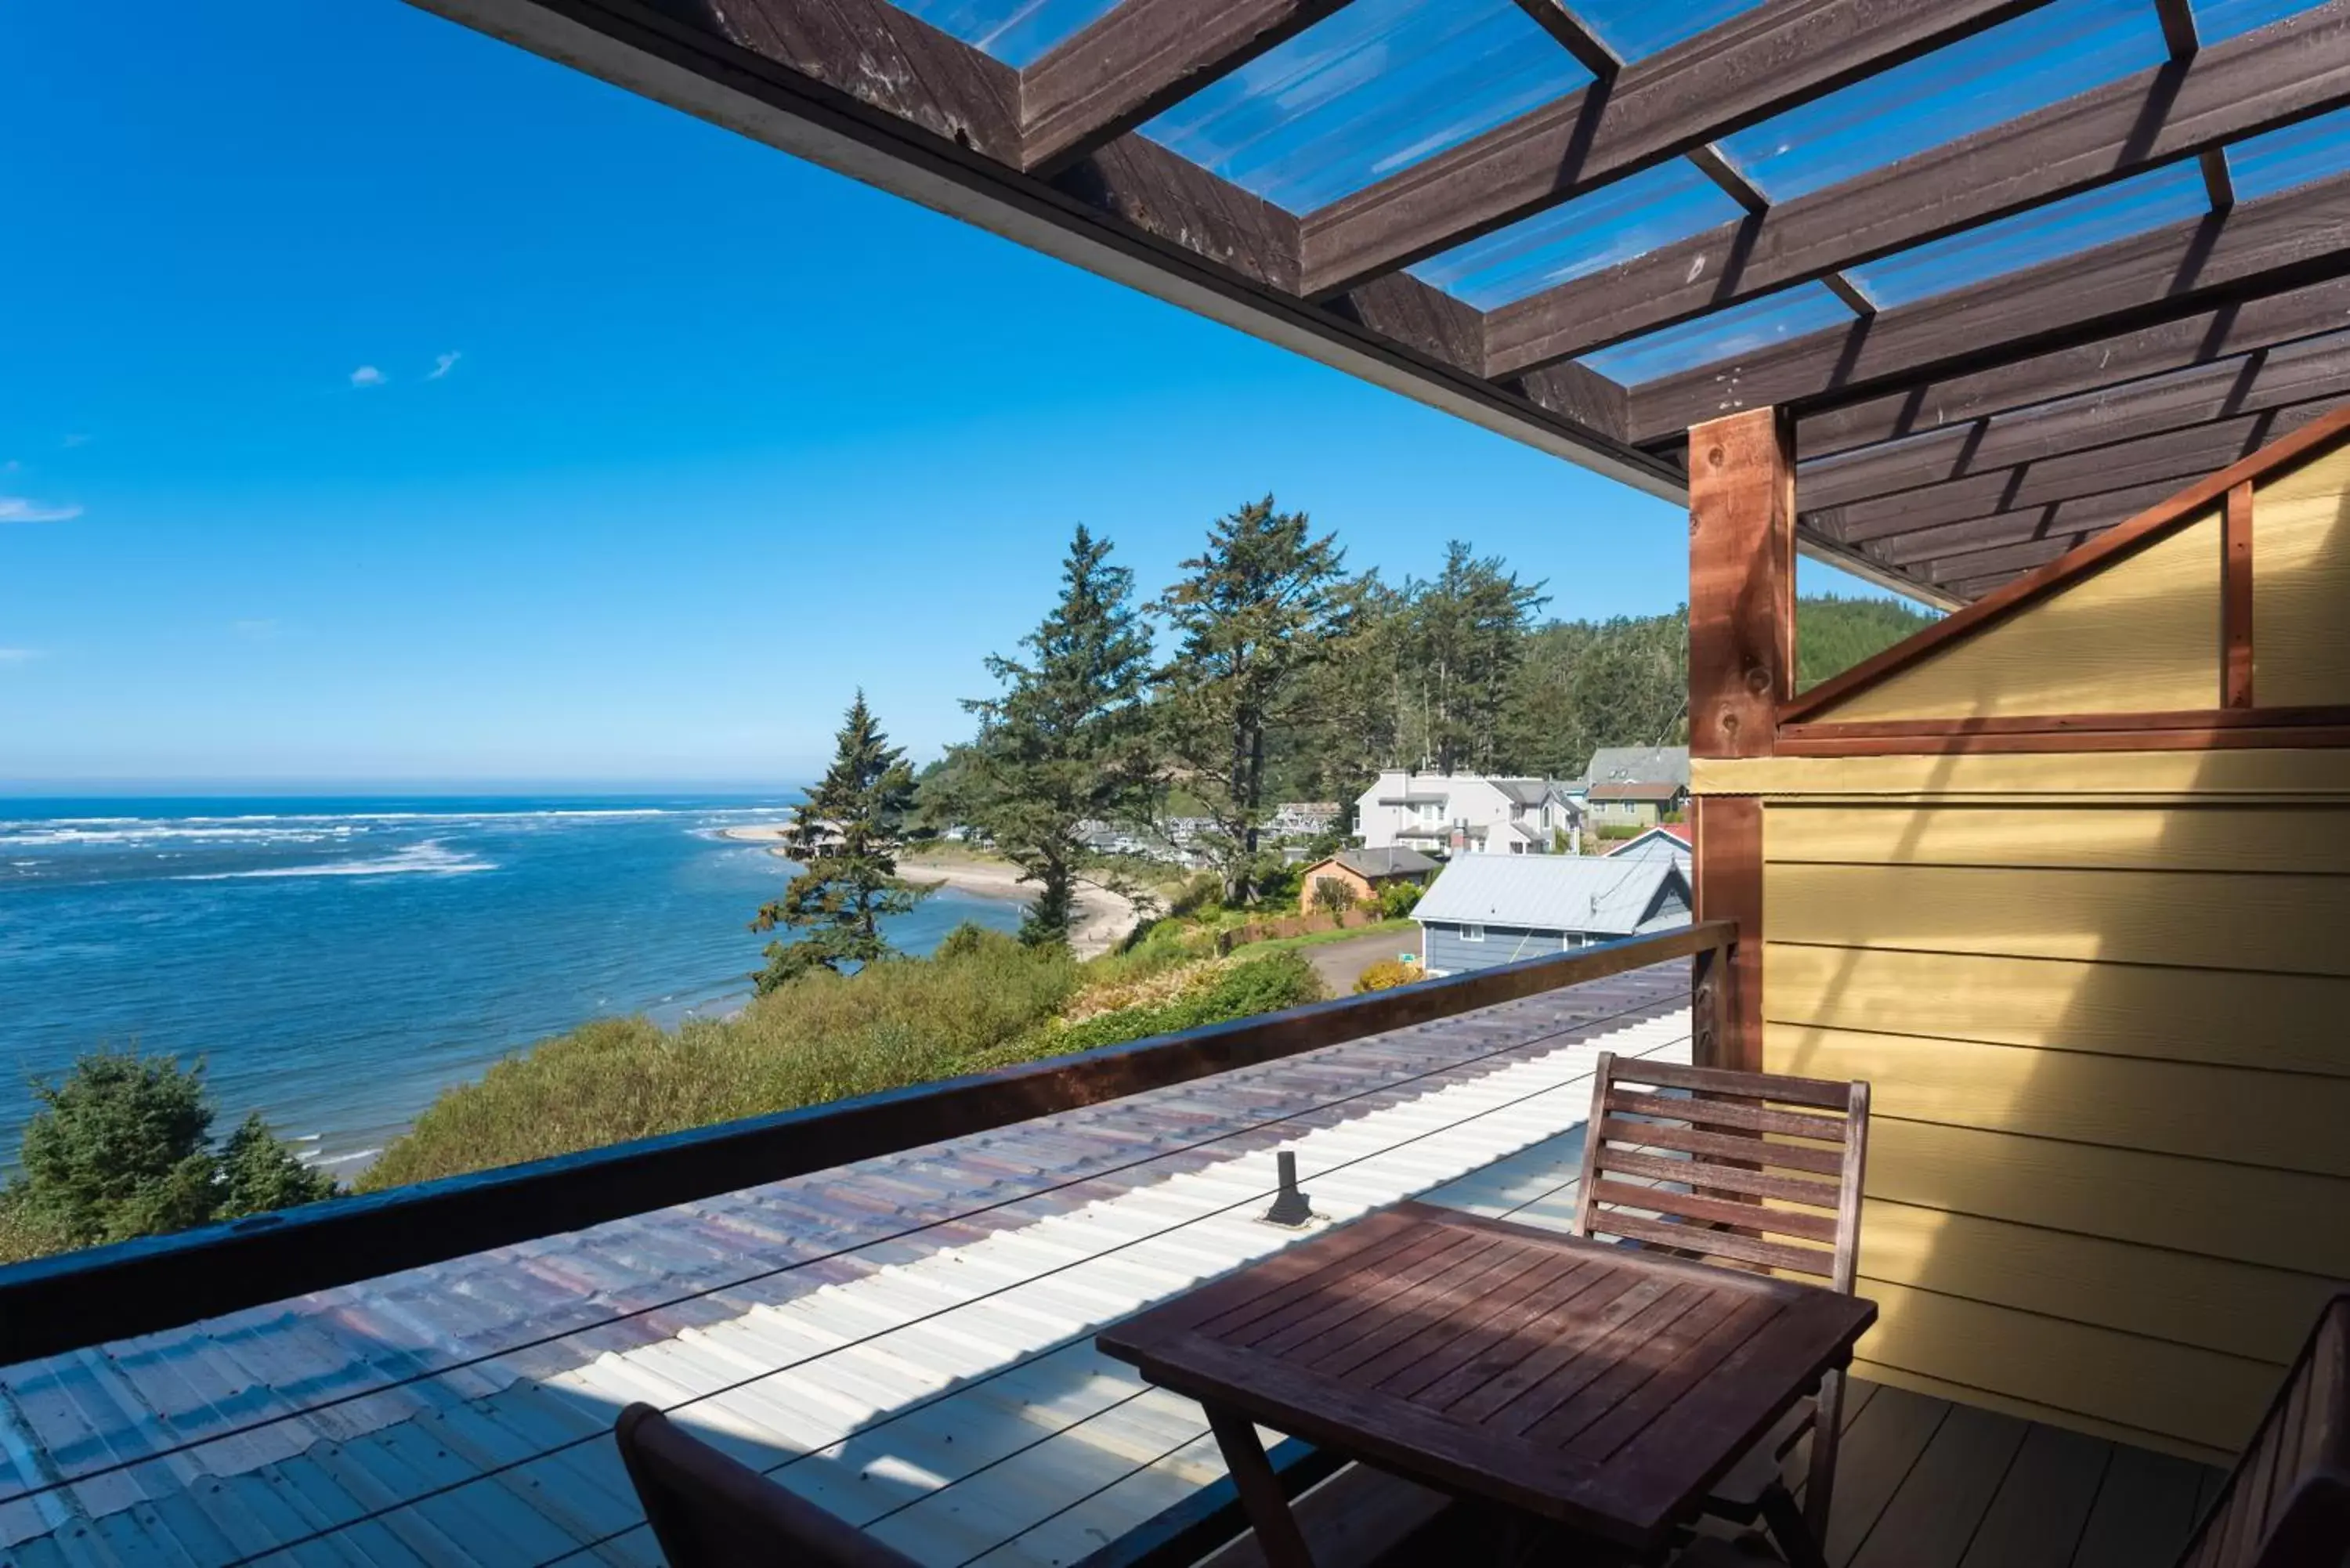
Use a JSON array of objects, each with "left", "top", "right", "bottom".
[
  {"left": 0, "top": 497, "right": 81, "bottom": 524},
  {"left": 427, "top": 351, "right": 461, "bottom": 381},
  {"left": 349, "top": 365, "right": 386, "bottom": 388}
]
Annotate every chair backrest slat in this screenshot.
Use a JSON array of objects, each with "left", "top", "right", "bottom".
[
  {"left": 616, "top": 1402, "right": 923, "bottom": 1568},
  {"left": 2176, "top": 1294, "right": 2350, "bottom": 1568},
  {"left": 1574, "top": 1052, "right": 1869, "bottom": 1294}
]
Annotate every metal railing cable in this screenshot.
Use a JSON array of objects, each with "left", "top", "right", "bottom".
[{"left": 0, "top": 976, "right": 1691, "bottom": 1522}]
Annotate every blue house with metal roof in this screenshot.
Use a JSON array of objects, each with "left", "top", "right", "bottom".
[{"left": 1413, "top": 853, "right": 1692, "bottom": 974}]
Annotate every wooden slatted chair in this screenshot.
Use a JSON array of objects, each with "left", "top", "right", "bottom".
[
  {"left": 1571, "top": 1053, "right": 1870, "bottom": 1568},
  {"left": 616, "top": 1402, "right": 923, "bottom": 1568},
  {"left": 2175, "top": 1292, "right": 2350, "bottom": 1568}
]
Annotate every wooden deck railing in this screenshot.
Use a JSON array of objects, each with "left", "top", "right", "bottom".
[{"left": 0, "top": 920, "right": 1733, "bottom": 1364}]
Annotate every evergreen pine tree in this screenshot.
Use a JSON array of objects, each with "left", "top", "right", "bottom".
[
  {"left": 751, "top": 692, "right": 927, "bottom": 992},
  {"left": 961, "top": 526, "right": 1158, "bottom": 947},
  {"left": 1151, "top": 497, "right": 1355, "bottom": 903},
  {"left": 217, "top": 1113, "right": 338, "bottom": 1218},
  {"left": 1406, "top": 540, "right": 1548, "bottom": 774}
]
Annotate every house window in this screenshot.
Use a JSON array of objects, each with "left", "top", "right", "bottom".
[{"left": 1462, "top": 923, "right": 1484, "bottom": 942}]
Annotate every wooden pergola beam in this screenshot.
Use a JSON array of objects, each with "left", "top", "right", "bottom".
[
  {"left": 1295, "top": 0, "right": 2048, "bottom": 299},
  {"left": 1803, "top": 397, "right": 2344, "bottom": 544},
  {"left": 1486, "top": 0, "right": 2350, "bottom": 376},
  {"left": 1798, "top": 330, "right": 2350, "bottom": 511},
  {"left": 1627, "top": 168, "right": 2350, "bottom": 443},
  {"left": 1796, "top": 272, "right": 2350, "bottom": 457},
  {"left": 407, "top": 0, "right": 1681, "bottom": 499},
  {"left": 1857, "top": 478, "right": 2193, "bottom": 567},
  {"left": 1018, "top": 0, "right": 1350, "bottom": 174}
]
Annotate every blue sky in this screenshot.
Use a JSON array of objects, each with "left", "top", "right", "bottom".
[{"left": 0, "top": 2, "right": 1900, "bottom": 789}]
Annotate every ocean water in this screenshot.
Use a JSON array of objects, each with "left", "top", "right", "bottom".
[{"left": 0, "top": 797, "right": 1024, "bottom": 1174}]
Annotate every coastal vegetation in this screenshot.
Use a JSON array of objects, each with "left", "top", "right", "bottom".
[
  {"left": 357, "top": 925, "right": 1321, "bottom": 1189},
  {"left": 750, "top": 691, "right": 927, "bottom": 992},
  {"left": 0, "top": 1053, "right": 333, "bottom": 1263}
]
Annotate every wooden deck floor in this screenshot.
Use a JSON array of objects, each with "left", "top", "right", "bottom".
[{"left": 1792, "top": 1375, "right": 2224, "bottom": 1568}]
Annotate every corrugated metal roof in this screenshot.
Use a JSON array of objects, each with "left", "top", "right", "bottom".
[
  {"left": 1580, "top": 746, "right": 1691, "bottom": 788},
  {"left": 1412, "top": 854, "right": 1687, "bottom": 935},
  {"left": 0, "top": 970, "right": 1690, "bottom": 1568}
]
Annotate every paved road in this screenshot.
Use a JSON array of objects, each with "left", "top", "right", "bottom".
[{"left": 1305, "top": 928, "right": 1424, "bottom": 996}]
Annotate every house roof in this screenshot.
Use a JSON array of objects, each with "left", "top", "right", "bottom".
[
  {"left": 1607, "top": 824, "right": 1694, "bottom": 854},
  {"left": 1588, "top": 781, "right": 1687, "bottom": 803},
  {"left": 1414, "top": 854, "right": 1688, "bottom": 937},
  {"left": 1325, "top": 846, "right": 1440, "bottom": 879},
  {"left": 1583, "top": 746, "right": 1691, "bottom": 789},
  {"left": 1492, "top": 779, "right": 1560, "bottom": 807}
]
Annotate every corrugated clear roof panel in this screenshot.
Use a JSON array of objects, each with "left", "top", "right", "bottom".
[
  {"left": 1567, "top": 0, "right": 1767, "bottom": 61},
  {"left": 2196, "top": 0, "right": 2334, "bottom": 44},
  {"left": 1578, "top": 282, "right": 1856, "bottom": 385},
  {"left": 1846, "top": 162, "right": 2211, "bottom": 309},
  {"left": 1141, "top": 0, "right": 1592, "bottom": 214},
  {"left": 882, "top": 0, "right": 1126, "bottom": 67},
  {"left": 1716, "top": 0, "right": 2166, "bottom": 201},
  {"left": 1408, "top": 161, "right": 1748, "bottom": 309},
  {"left": 2227, "top": 103, "right": 2350, "bottom": 201}
]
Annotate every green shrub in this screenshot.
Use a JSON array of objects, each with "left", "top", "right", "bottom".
[
  {"left": 1375, "top": 880, "right": 1424, "bottom": 919},
  {"left": 1026, "top": 952, "right": 1325, "bottom": 1057},
  {"left": 0, "top": 1050, "right": 334, "bottom": 1263},
  {"left": 1354, "top": 958, "right": 1423, "bottom": 995},
  {"left": 364, "top": 932, "right": 1081, "bottom": 1190}
]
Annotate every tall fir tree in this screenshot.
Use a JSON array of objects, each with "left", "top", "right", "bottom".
[
  {"left": 1405, "top": 540, "right": 1549, "bottom": 774},
  {"left": 1150, "top": 497, "right": 1355, "bottom": 902},
  {"left": 751, "top": 692, "right": 927, "bottom": 992},
  {"left": 960, "top": 526, "right": 1158, "bottom": 947}
]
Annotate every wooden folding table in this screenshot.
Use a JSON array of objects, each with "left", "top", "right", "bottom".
[{"left": 1097, "top": 1201, "right": 1877, "bottom": 1565}]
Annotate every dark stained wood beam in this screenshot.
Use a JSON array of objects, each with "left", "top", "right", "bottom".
[
  {"left": 1797, "top": 329, "right": 2350, "bottom": 510},
  {"left": 405, "top": 0, "right": 1678, "bottom": 497},
  {"left": 1488, "top": 0, "right": 2350, "bottom": 377},
  {"left": 1296, "top": 0, "right": 2049, "bottom": 299},
  {"left": 1803, "top": 396, "right": 2344, "bottom": 545},
  {"left": 1864, "top": 478, "right": 2186, "bottom": 569},
  {"left": 1508, "top": 0, "right": 1619, "bottom": 79},
  {"left": 1019, "top": 0, "right": 1352, "bottom": 175},
  {"left": 1627, "top": 168, "right": 2350, "bottom": 443},
  {"left": 1796, "top": 271, "right": 2350, "bottom": 456}
]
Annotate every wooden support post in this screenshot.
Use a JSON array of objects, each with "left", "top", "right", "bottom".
[
  {"left": 2225, "top": 478, "right": 2255, "bottom": 708},
  {"left": 1688, "top": 406, "right": 1795, "bottom": 1071}
]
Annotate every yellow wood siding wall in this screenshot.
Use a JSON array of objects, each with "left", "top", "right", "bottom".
[
  {"left": 1761, "top": 784, "right": 2350, "bottom": 1462},
  {"left": 2254, "top": 440, "right": 2350, "bottom": 706},
  {"left": 1824, "top": 514, "right": 2222, "bottom": 721},
  {"left": 1711, "top": 433, "right": 2350, "bottom": 1461}
]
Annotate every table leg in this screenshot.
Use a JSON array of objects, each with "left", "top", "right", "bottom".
[{"left": 1205, "top": 1404, "right": 1316, "bottom": 1568}]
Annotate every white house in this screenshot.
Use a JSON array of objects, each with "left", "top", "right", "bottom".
[
  {"left": 1412, "top": 854, "right": 1691, "bottom": 975},
  {"left": 1351, "top": 770, "right": 1583, "bottom": 858}
]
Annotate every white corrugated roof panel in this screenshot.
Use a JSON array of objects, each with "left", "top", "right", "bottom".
[{"left": 1413, "top": 853, "right": 1687, "bottom": 935}]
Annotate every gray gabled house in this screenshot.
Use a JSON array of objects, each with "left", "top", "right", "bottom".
[{"left": 1412, "top": 853, "right": 1691, "bottom": 974}]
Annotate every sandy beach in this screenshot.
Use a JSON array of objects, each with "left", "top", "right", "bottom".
[{"left": 717, "top": 827, "right": 1142, "bottom": 959}]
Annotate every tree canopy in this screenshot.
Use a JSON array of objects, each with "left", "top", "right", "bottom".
[{"left": 751, "top": 692, "right": 929, "bottom": 992}]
